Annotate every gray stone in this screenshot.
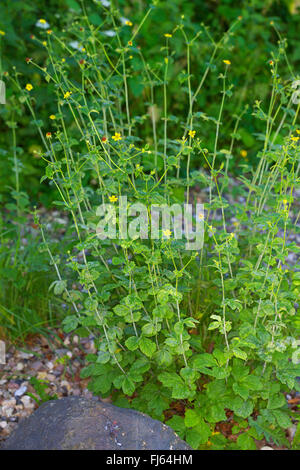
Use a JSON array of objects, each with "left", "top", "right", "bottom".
[{"left": 1, "top": 397, "right": 191, "bottom": 450}]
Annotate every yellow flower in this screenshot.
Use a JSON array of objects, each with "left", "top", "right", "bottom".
[
  {"left": 64, "top": 91, "right": 72, "bottom": 99},
  {"left": 112, "top": 132, "right": 122, "bottom": 141},
  {"left": 296, "top": 129, "right": 300, "bottom": 134},
  {"left": 164, "top": 33, "right": 172, "bottom": 38},
  {"left": 223, "top": 59, "right": 231, "bottom": 65},
  {"left": 188, "top": 130, "right": 196, "bottom": 138},
  {"left": 62, "top": 58, "right": 66, "bottom": 63},
  {"left": 283, "top": 199, "right": 288, "bottom": 205},
  {"left": 291, "top": 135, "right": 299, "bottom": 142},
  {"left": 128, "top": 40, "right": 133, "bottom": 46},
  {"left": 42, "top": 41, "right": 47, "bottom": 46},
  {"left": 109, "top": 195, "right": 118, "bottom": 203},
  {"left": 198, "top": 213, "right": 204, "bottom": 220},
  {"left": 0, "top": 30, "right": 5, "bottom": 36},
  {"left": 25, "top": 83, "right": 33, "bottom": 91},
  {"left": 39, "top": 19, "right": 47, "bottom": 24},
  {"left": 240, "top": 149, "right": 247, "bottom": 158},
  {"left": 125, "top": 21, "right": 133, "bottom": 26},
  {"left": 49, "top": 115, "right": 56, "bottom": 120},
  {"left": 163, "top": 229, "right": 172, "bottom": 238},
  {"left": 46, "top": 132, "right": 52, "bottom": 139},
  {"left": 47, "top": 29, "right": 52, "bottom": 34}
]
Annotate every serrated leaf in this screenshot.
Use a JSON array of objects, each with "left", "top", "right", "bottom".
[
  {"left": 185, "top": 419, "right": 211, "bottom": 448},
  {"left": 184, "top": 409, "right": 200, "bottom": 427},
  {"left": 122, "top": 377, "right": 135, "bottom": 396},
  {"left": 233, "top": 382, "right": 249, "bottom": 401},
  {"left": 125, "top": 336, "right": 139, "bottom": 351},
  {"left": 232, "top": 397, "right": 254, "bottom": 418},
  {"left": 236, "top": 432, "right": 256, "bottom": 450},
  {"left": 139, "top": 337, "right": 156, "bottom": 357},
  {"left": 267, "top": 393, "right": 286, "bottom": 410}
]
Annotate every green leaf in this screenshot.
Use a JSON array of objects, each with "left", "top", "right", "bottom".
[
  {"left": 158, "top": 372, "right": 191, "bottom": 399},
  {"left": 158, "top": 372, "right": 183, "bottom": 388},
  {"left": 249, "top": 416, "right": 289, "bottom": 446},
  {"left": 172, "top": 383, "right": 192, "bottom": 399},
  {"left": 113, "top": 304, "right": 130, "bottom": 316},
  {"left": 142, "top": 322, "right": 156, "bottom": 336},
  {"left": 193, "top": 353, "right": 217, "bottom": 371},
  {"left": 66, "top": 0, "right": 81, "bottom": 11},
  {"left": 139, "top": 337, "right": 156, "bottom": 357},
  {"left": 80, "top": 364, "right": 94, "bottom": 379},
  {"left": 232, "top": 362, "right": 250, "bottom": 382},
  {"left": 62, "top": 315, "right": 78, "bottom": 333},
  {"left": 272, "top": 410, "right": 292, "bottom": 429},
  {"left": 267, "top": 393, "right": 286, "bottom": 410},
  {"left": 154, "top": 349, "right": 173, "bottom": 367},
  {"left": 206, "top": 403, "right": 227, "bottom": 423},
  {"left": 236, "top": 432, "right": 256, "bottom": 450},
  {"left": 97, "top": 351, "right": 110, "bottom": 364},
  {"left": 90, "top": 375, "right": 112, "bottom": 394},
  {"left": 232, "top": 348, "right": 247, "bottom": 360},
  {"left": 122, "top": 377, "right": 135, "bottom": 396},
  {"left": 210, "top": 366, "right": 231, "bottom": 379},
  {"left": 233, "top": 382, "right": 249, "bottom": 401},
  {"left": 125, "top": 336, "right": 139, "bottom": 351},
  {"left": 167, "top": 415, "right": 186, "bottom": 438},
  {"left": 185, "top": 419, "right": 211, "bottom": 448},
  {"left": 232, "top": 397, "right": 254, "bottom": 418},
  {"left": 184, "top": 409, "right": 200, "bottom": 427},
  {"left": 243, "top": 375, "right": 262, "bottom": 391},
  {"left": 130, "top": 358, "right": 150, "bottom": 375}
]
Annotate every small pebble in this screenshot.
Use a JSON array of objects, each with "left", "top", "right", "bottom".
[
  {"left": 63, "top": 337, "right": 71, "bottom": 346},
  {"left": 2, "top": 408, "right": 14, "bottom": 418},
  {"left": 287, "top": 425, "right": 297, "bottom": 440},
  {"left": 20, "top": 396, "right": 34, "bottom": 409},
  {"left": 31, "top": 361, "right": 43, "bottom": 371},
  {"left": 14, "top": 386, "right": 27, "bottom": 398},
  {"left": 47, "top": 374, "right": 56, "bottom": 382}
]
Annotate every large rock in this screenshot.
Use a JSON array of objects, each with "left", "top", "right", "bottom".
[{"left": 1, "top": 397, "right": 191, "bottom": 450}]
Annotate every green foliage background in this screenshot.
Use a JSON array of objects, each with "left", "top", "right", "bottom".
[{"left": 1, "top": 0, "right": 300, "bottom": 204}]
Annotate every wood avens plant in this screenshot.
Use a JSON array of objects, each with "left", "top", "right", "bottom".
[{"left": 12, "top": 4, "right": 300, "bottom": 450}]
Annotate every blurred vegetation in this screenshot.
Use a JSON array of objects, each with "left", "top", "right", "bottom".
[{"left": 1, "top": 0, "right": 300, "bottom": 205}]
